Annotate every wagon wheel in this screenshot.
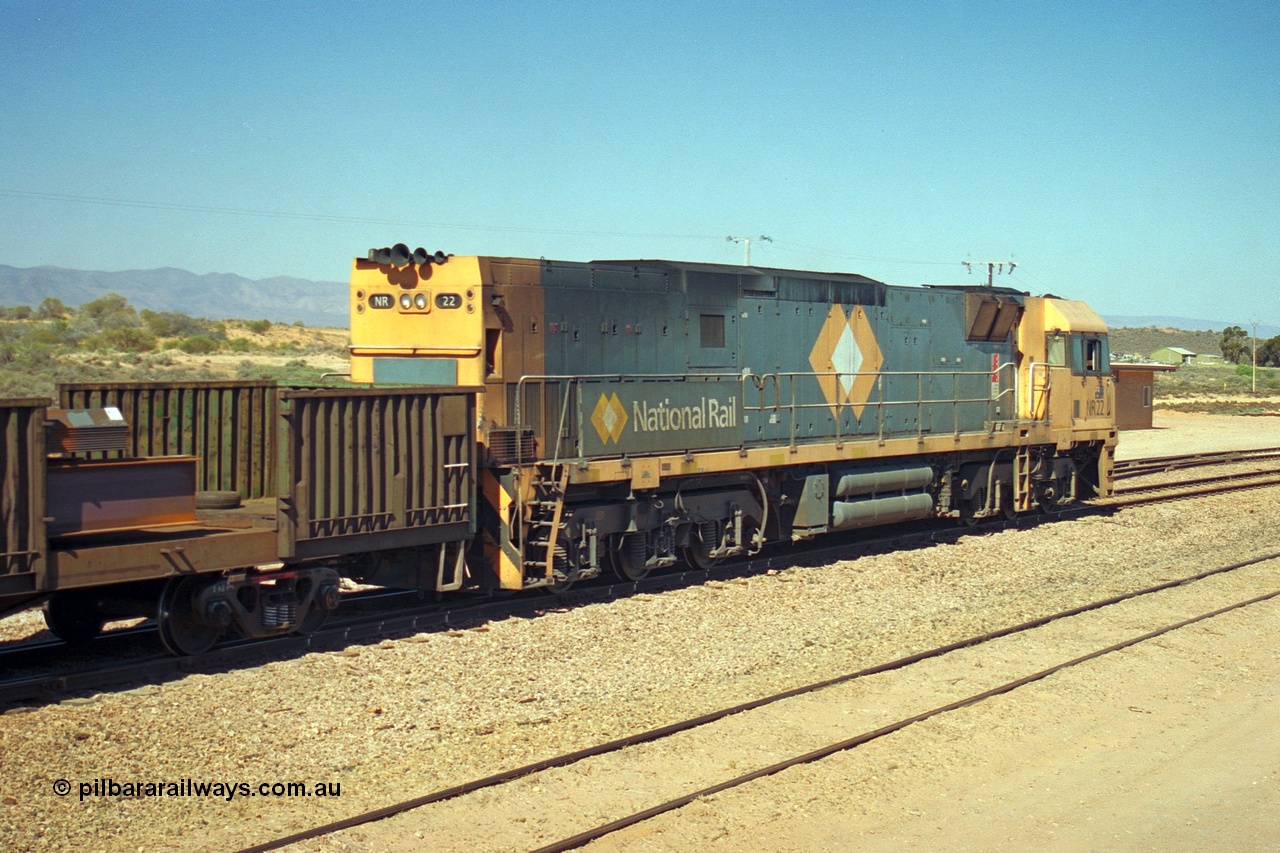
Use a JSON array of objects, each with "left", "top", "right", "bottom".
[
  {"left": 157, "top": 576, "right": 223, "bottom": 656},
  {"left": 43, "top": 591, "right": 105, "bottom": 645},
  {"left": 297, "top": 601, "right": 330, "bottom": 634},
  {"left": 611, "top": 533, "right": 651, "bottom": 582},
  {"left": 296, "top": 577, "right": 338, "bottom": 634}
]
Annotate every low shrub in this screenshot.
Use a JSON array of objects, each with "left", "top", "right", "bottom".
[{"left": 176, "top": 335, "right": 221, "bottom": 355}]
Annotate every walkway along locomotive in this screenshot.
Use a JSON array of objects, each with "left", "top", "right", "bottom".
[{"left": 0, "top": 247, "right": 1115, "bottom": 654}]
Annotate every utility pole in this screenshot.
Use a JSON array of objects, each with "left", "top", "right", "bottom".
[
  {"left": 726, "top": 235, "right": 771, "bottom": 265},
  {"left": 963, "top": 260, "right": 1017, "bottom": 287},
  {"left": 1252, "top": 319, "right": 1258, "bottom": 393}
]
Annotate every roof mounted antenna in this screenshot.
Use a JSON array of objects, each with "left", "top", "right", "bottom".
[
  {"left": 727, "top": 235, "right": 771, "bottom": 265},
  {"left": 963, "top": 259, "right": 1017, "bottom": 288}
]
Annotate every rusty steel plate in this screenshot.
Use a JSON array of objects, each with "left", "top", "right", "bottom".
[{"left": 46, "top": 457, "right": 199, "bottom": 537}]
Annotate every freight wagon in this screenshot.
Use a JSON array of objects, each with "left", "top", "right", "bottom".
[{"left": 1, "top": 384, "right": 474, "bottom": 653}]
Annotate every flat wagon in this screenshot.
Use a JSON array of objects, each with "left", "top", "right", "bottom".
[{"left": 1, "top": 382, "right": 475, "bottom": 653}]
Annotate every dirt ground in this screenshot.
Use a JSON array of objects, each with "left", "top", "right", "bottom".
[
  {"left": 1115, "top": 410, "right": 1280, "bottom": 460},
  {"left": 333, "top": 489, "right": 1280, "bottom": 851},
  {"left": 573, "top": 571, "right": 1280, "bottom": 853}
]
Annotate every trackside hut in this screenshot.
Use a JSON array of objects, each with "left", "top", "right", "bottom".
[{"left": 1112, "top": 362, "right": 1179, "bottom": 429}]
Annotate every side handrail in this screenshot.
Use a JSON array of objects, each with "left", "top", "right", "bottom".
[
  {"left": 512, "top": 363, "right": 1020, "bottom": 456},
  {"left": 1027, "top": 362, "right": 1052, "bottom": 421},
  {"left": 743, "top": 363, "right": 1018, "bottom": 443}
]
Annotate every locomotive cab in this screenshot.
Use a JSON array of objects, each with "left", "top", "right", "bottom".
[
  {"left": 1018, "top": 297, "right": 1114, "bottom": 430},
  {"left": 1018, "top": 296, "right": 1116, "bottom": 501}
]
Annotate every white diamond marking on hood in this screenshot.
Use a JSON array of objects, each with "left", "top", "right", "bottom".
[
  {"left": 832, "top": 323, "right": 863, "bottom": 399},
  {"left": 600, "top": 401, "right": 619, "bottom": 434}
]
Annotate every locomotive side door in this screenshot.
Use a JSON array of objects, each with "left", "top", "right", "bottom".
[{"left": 1041, "top": 332, "right": 1073, "bottom": 426}]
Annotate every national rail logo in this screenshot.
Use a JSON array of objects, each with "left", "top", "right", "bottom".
[
  {"left": 590, "top": 392, "right": 739, "bottom": 444},
  {"left": 809, "top": 304, "right": 883, "bottom": 418},
  {"left": 590, "top": 392, "right": 628, "bottom": 445}
]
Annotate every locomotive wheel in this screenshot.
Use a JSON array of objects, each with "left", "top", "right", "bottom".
[
  {"left": 543, "top": 544, "right": 577, "bottom": 595},
  {"left": 1034, "top": 481, "right": 1060, "bottom": 514},
  {"left": 157, "top": 576, "right": 223, "bottom": 656},
  {"left": 612, "top": 533, "right": 650, "bottom": 582},
  {"left": 683, "top": 520, "right": 722, "bottom": 570},
  {"left": 43, "top": 590, "right": 106, "bottom": 645},
  {"left": 1000, "top": 485, "right": 1018, "bottom": 520},
  {"left": 958, "top": 495, "right": 983, "bottom": 527}
]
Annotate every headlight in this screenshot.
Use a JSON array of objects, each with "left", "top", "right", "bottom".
[
  {"left": 399, "top": 293, "right": 412, "bottom": 310},
  {"left": 414, "top": 293, "right": 428, "bottom": 310}
]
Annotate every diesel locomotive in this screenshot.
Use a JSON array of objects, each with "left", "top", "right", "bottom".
[
  {"left": 0, "top": 246, "right": 1115, "bottom": 654},
  {"left": 353, "top": 246, "right": 1114, "bottom": 590}
]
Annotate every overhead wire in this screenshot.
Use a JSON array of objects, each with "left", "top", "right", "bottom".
[
  {"left": 3, "top": 188, "right": 1037, "bottom": 278},
  {"left": 0, "top": 189, "right": 724, "bottom": 242}
]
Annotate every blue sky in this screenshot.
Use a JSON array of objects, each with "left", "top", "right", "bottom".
[{"left": 2, "top": 1, "right": 1277, "bottom": 324}]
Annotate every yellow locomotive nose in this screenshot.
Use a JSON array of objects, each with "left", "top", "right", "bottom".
[{"left": 349, "top": 253, "right": 485, "bottom": 386}]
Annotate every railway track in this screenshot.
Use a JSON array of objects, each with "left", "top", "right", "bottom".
[
  {"left": 4, "top": 450, "right": 1279, "bottom": 706},
  {"left": 236, "top": 549, "right": 1280, "bottom": 853},
  {"left": 1112, "top": 467, "right": 1280, "bottom": 498},
  {"left": 1112, "top": 445, "right": 1280, "bottom": 479}
]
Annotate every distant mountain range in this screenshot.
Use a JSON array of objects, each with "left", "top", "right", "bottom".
[
  {"left": 0, "top": 265, "right": 1274, "bottom": 338},
  {"left": 0, "top": 265, "right": 348, "bottom": 328}
]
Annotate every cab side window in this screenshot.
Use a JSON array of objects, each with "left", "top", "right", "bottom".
[
  {"left": 1046, "top": 334, "right": 1067, "bottom": 367},
  {"left": 1072, "top": 335, "right": 1110, "bottom": 376}
]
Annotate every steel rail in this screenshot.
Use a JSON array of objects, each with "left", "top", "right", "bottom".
[
  {"left": 1106, "top": 473, "right": 1280, "bottom": 506},
  {"left": 0, "top": 588, "right": 418, "bottom": 673},
  {"left": 1114, "top": 468, "right": 1280, "bottom": 496},
  {"left": 0, "top": 500, "right": 1068, "bottom": 703},
  {"left": 0, "top": 518, "right": 996, "bottom": 705},
  {"left": 232, "top": 550, "right": 1280, "bottom": 853},
  {"left": 1113, "top": 446, "right": 1280, "bottom": 480},
  {"left": 534, "top": 585, "right": 1280, "bottom": 852}
]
